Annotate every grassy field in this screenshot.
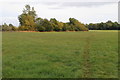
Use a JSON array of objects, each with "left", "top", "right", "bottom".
[
  {"left": 2, "top": 31, "right": 118, "bottom": 78},
  {"left": 89, "top": 30, "right": 120, "bottom": 32},
  {"left": 0, "top": 31, "right": 2, "bottom": 78}
]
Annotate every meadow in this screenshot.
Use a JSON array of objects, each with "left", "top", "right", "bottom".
[{"left": 2, "top": 31, "right": 118, "bottom": 78}]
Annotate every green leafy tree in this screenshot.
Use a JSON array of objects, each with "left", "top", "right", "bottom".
[
  {"left": 35, "top": 18, "right": 54, "bottom": 31},
  {"left": 50, "top": 18, "right": 63, "bottom": 31},
  {"left": 43, "top": 19, "right": 54, "bottom": 31},
  {"left": 9, "top": 24, "right": 17, "bottom": 31},
  {"left": 62, "top": 23, "right": 68, "bottom": 31},
  {"left": 35, "top": 17, "right": 45, "bottom": 31},
  {"left": 87, "top": 20, "right": 120, "bottom": 30},
  {"left": 0, "top": 25, "right": 2, "bottom": 31},
  {"left": 18, "top": 5, "right": 37, "bottom": 31},
  {"left": 2, "top": 23, "right": 12, "bottom": 31},
  {"left": 69, "top": 18, "right": 88, "bottom": 31}
]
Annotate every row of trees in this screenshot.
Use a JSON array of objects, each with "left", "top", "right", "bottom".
[
  {"left": 34, "top": 18, "right": 88, "bottom": 31},
  {"left": 1, "top": 23, "right": 17, "bottom": 31},
  {"left": 17, "top": 5, "right": 88, "bottom": 31},
  {"left": 1, "top": 5, "right": 120, "bottom": 31},
  {"left": 1, "top": 18, "right": 89, "bottom": 31},
  {"left": 86, "top": 21, "right": 120, "bottom": 30}
]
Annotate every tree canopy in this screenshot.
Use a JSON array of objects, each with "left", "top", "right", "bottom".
[
  {"left": 2, "top": 23, "right": 17, "bottom": 31},
  {"left": 86, "top": 21, "right": 120, "bottom": 30},
  {"left": 18, "top": 5, "right": 37, "bottom": 31}
]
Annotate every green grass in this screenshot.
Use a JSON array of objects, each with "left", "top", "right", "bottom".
[
  {"left": 2, "top": 31, "right": 118, "bottom": 78},
  {"left": 89, "top": 30, "right": 119, "bottom": 32},
  {"left": 0, "top": 31, "right": 2, "bottom": 78}
]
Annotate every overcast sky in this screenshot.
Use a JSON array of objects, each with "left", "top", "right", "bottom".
[{"left": 0, "top": 0, "right": 119, "bottom": 26}]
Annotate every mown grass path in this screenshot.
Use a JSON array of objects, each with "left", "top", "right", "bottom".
[
  {"left": 82, "top": 33, "right": 94, "bottom": 78},
  {"left": 83, "top": 37, "right": 91, "bottom": 77}
]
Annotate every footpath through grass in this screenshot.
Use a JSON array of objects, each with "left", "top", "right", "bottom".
[{"left": 2, "top": 31, "right": 118, "bottom": 78}]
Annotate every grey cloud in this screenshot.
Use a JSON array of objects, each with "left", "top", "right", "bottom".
[
  {"left": 2, "top": 1, "right": 117, "bottom": 9},
  {"left": 41, "top": 2, "right": 117, "bottom": 10},
  {"left": 61, "top": 2, "right": 116, "bottom": 8},
  {"left": 42, "top": 2, "right": 59, "bottom": 5},
  {"left": 48, "top": 7, "right": 63, "bottom": 10}
]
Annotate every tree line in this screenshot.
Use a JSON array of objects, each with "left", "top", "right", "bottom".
[
  {"left": 18, "top": 5, "right": 88, "bottom": 31},
  {"left": 86, "top": 21, "right": 120, "bottom": 30},
  {"left": 1, "top": 5, "right": 120, "bottom": 31},
  {"left": 1, "top": 23, "right": 17, "bottom": 31}
]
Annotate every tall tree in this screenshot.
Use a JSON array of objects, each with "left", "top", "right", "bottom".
[{"left": 18, "top": 5, "right": 37, "bottom": 31}]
